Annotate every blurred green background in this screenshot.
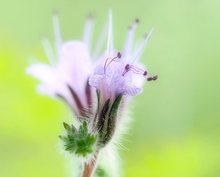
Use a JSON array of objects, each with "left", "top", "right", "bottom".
[{"left": 1, "top": 0, "right": 220, "bottom": 177}]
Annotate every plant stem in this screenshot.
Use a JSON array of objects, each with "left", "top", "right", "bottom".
[{"left": 82, "top": 155, "right": 97, "bottom": 177}]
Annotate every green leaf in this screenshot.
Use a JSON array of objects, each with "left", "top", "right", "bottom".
[
  {"left": 63, "top": 122, "right": 71, "bottom": 132},
  {"left": 59, "top": 121, "right": 97, "bottom": 157}
]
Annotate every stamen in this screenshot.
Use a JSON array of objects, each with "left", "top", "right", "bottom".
[
  {"left": 122, "top": 64, "right": 130, "bottom": 76},
  {"left": 147, "top": 75, "right": 158, "bottom": 81},
  {"left": 135, "top": 18, "right": 140, "bottom": 23},
  {"left": 147, "top": 77, "right": 152, "bottom": 81},
  {"left": 41, "top": 37, "right": 56, "bottom": 65},
  {"left": 153, "top": 75, "right": 158, "bottom": 80},
  {"left": 52, "top": 12, "right": 62, "bottom": 54},
  {"left": 122, "top": 64, "right": 147, "bottom": 77},
  {"left": 130, "top": 65, "right": 146, "bottom": 74},
  {"left": 106, "top": 10, "right": 114, "bottom": 56},
  {"left": 83, "top": 13, "right": 94, "bottom": 51},
  {"left": 92, "top": 23, "right": 107, "bottom": 59},
  {"left": 123, "top": 18, "right": 139, "bottom": 59},
  {"left": 132, "top": 28, "right": 154, "bottom": 63},
  {"left": 104, "top": 52, "right": 121, "bottom": 73},
  {"left": 117, "top": 52, "right": 122, "bottom": 58}
]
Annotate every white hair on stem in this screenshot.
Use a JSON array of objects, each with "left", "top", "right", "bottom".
[{"left": 98, "top": 144, "right": 121, "bottom": 177}]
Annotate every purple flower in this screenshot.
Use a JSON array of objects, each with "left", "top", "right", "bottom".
[
  {"left": 27, "top": 12, "right": 157, "bottom": 146},
  {"left": 89, "top": 12, "right": 156, "bottom": 101},
  {"left": 27, "top": 15, "right": 94, "bottom": 117},
  {"left": 27, "top": 12, "right": 158, "bottom": 177}
]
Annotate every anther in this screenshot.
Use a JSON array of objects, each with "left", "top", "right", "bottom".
[
  {"left": 147, "top": 75, "right": 158, "bottom": 81},
  {"left": 52, "top": 9, "right": 59, "bottom": 15},
  {"left": 147, "top": 77, "right": 152, "bottom": 81},
  {"left": 143, "top": 71, "right": 147, "bottom": 76},
  {"left": 122, "top": 64, "right": 130, "bottom": 76},
  {"left": 117, "top": 52, "right": 122, "bottom": 58},
  {"left": 104, "top": 52, "right": 122, "bottom": 73},
  {"left": 135, "top": 18, "right": 140, "bottom": 23},
  {"left": 128, "top": 18, "right": 139, "bottom": 30},
  {"left": 87, "top": 13, "right": 94, "bottom": 19},
  {"left": 152, "top": 75, "right": 158, "bottom": 80},
  {"left": 125, "top": 64, "right": 130, "bottom": 70}
]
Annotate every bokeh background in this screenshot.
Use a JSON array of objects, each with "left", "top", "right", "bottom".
[{"left": 1, "top": 0, "right": 220, "bottom": 177}]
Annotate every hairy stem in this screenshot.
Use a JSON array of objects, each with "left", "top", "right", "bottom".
[{"left": 82, "top": 155, "right": 97, "bottom": 177}]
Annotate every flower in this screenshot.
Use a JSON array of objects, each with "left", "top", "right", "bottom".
[
  {"left": 27, "top": 15, "right": 94, "bottom": 118},
  {"left": 27, "top": 11, "right": 158, "bottom": 177},
  {"left": 89, "top": 12, "right": 157, "bottom": 102},
  {"left": 27, "top": 11, "right": 157, "bottom": 147},
  {"left": 87, "top": 12, "right": 157, "bottom": 147}
]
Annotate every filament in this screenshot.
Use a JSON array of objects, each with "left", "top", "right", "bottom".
[
  {"left": 83, "top": 14, "right": 94, "bottom": 52},
  {"left": 41, "top": 37, "right": 56, "bottom": 65},
  {"left": 52, "top": 13, "right": 62, "bottom": 54},
  {"left": 123, "top": 19, "right": 139, "bottom": 60},
  {"left": 106, "top": 10, "right": 114, "bottom": 56},
  {"left": 132, "top": 28, "right": 154, "bottom": 64}
]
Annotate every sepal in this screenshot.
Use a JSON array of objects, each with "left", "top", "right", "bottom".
[{"left": 97, "top": 95, "right": 123, "bottom": 147}]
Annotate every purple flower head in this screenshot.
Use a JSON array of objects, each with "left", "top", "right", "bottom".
[
  {"left": 89, "top": 12, "right": 157, "bottom": 101},
  {"left": 27, "top": 15, "right": 94, "bottom": 117}
]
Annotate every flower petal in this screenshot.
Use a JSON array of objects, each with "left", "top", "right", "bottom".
[
  {"left": 123, "top": 84, "right": 142, "bottom": 96},
  {"left": 58, "top": 41, "right": 92, "bottom": 86},
  {"left": 26, "top": 63, "right": 68, "bottom": 99},
  {"left": 26, "top": 63, "right": 56, "bottom": 84},
  {"left": 58, "top": 41, "right": 93, "bottom": 106}
]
